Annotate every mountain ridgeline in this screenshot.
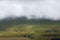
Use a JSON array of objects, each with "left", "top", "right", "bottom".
[{"left": 0, "top": 16, "right": 60, "bottom": 31}]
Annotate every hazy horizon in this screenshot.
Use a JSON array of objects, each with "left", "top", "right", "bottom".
[{"left": 0, "top": 0, "right": 60, "bottom": 20}]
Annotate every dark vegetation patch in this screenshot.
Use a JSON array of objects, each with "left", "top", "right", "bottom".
[
  {"left": 42, "top": 34, "right": 60, "bottom": 37},
  {"left": 51, "top": 38, "right": 60, "bottom": 40}
]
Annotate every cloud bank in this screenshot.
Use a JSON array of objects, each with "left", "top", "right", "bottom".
[{"left": 0, "top": 0, "right": 60, "bottom": 20}]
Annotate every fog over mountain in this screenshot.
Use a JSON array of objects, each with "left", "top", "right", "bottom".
[{"left": 0, "top": 0, "right": 60, "bottom": 20}]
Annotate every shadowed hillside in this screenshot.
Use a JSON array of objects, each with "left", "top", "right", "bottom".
[{"left": 0, "top": 16, "right": 60, "bottom": 30}]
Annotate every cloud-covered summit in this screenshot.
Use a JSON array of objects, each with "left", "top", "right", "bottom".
[{"left": 0, "top": 0, "right": 60, "bottom": 20}]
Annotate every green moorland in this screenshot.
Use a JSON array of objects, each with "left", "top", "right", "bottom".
[{"left": 0, "top": 17, "right": 60, "bottom": 40}]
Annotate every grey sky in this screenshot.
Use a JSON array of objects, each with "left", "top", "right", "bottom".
[{"left": 0, "top": 0, "right": 60, "bottom": 20}]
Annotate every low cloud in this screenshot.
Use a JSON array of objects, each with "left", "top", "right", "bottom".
[{"left": 0, "top": 0, "right": 60, "bottom": 20}]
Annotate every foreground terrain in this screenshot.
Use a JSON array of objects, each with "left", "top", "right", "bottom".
[{"left": 0, "top": 37, "right": 32, "bottom": 40}]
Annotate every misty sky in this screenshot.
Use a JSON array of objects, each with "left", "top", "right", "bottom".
[{"left": 0, "top": 0, "right": 60, "bottom": 20}]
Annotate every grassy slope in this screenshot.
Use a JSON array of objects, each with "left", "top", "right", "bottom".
[{"left": 0, "top": 17, "right": 60, "bottom": 40}]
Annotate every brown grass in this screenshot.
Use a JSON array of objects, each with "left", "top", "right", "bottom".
[{"left": 0, "top": 37, "right": 31, "bottom": 40}]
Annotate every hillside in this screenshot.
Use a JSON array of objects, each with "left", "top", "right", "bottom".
[{"left": 0, "top": 17, "right": 60, "bottom": 40}]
